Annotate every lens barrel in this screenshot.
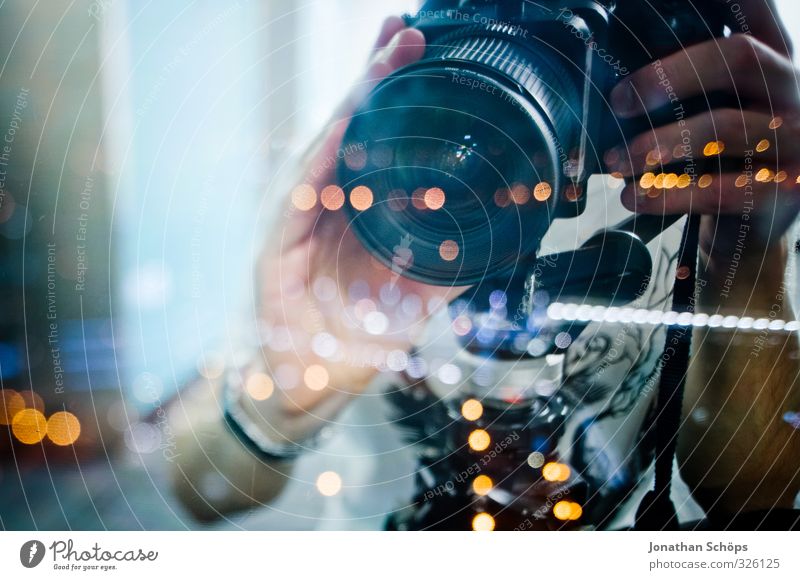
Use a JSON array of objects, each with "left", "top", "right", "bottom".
[{"left": 338, "top": 24, "right": 581, "bottom": 286}]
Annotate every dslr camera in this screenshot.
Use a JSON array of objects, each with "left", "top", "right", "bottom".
[
  {"left": 337, "top": 0, "right": 724, "bottom": 290},
  {"left": 336, "top": 0, "right": 727, "bottom": 530}
]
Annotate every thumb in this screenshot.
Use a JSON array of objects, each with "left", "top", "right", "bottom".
[
  {"left": 303, "top": 26, "right": 426, "bottom": 189},
  {"left": 716, "top": 0, "right": 794, "bottom": 57},
  {"left": 281, "top": 24, "right": 426, "bottom": 247},
  {"left": 331, "top": 26, "right": 427, "bottom": 127}
]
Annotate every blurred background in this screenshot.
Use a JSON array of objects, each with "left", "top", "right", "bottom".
[{"left": 0, "top": 0, "right": 798, "bottom": 530}]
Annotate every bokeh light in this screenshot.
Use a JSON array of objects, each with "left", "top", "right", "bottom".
[
  {"left": 461, "top": 399, "right": 484, "bottom": 421},
  {"left": 703, "top": 141, "right": 725, "bottom": 156},
  {"left": 291, "top": 183, "right": 317, "bottom": 211},
  {"left": 493, "top": 187, "right": 511, "bottom": 208},
  {"left": 439, "top": 240, "right": 460, "bottom": 262},
  {"left": 19, "top": 390, "right": 45, "bottom": 412},
  {"left": 755, "top": 168, "right": 775, "bottom": 183},
  {"left": 468, "top": 429, "right": 491, "bottom": 452},
  {"left": 245, "top": 372, "right": 275, "bottom": 401},
  {"left": 527, "top": 452, "right": 545, "bottom": 468},
  {"left": 320, "top": 185, "right": 345, "bottom": 210},
  {"left": 639, "top": 172, "right": 656, "bottom": 188},
  {"left": 304, "top": 365, "right": 329, "bottom": 391},
  {"left": 533, "top": 181, "right": 552, "bottom": 202},
  {"left": 472, "top": 512, "right": 495, "bottom": 531},
  {"left": 316, "top": 471, "right": 342, "bottom": 496},
  {"left": 0, "top": 389, "right": 25, "bottom": 425},
  {"left": 553, "top": 501, "right": 583, "bottom": 521},
  {"left": 542, "top": 462, "right": 571, "bottom": 482},
  {"left": 645, "top": 149, "right": 662, "bottom": 166},
  {"left": 511, "top": 183, "right": 531, "bottom": 204},
  {"left": 350, "top": 185, "right": 373, "bottom": 211},
  {"left": 12, "top": 409, "right": 47, "bottom": 444},
  {"left": 472, "top": 475, "right": 493, "bottom": 496},
  {"left": 46, "top": 411, "right": 81, "bottom": 446},
  {"left": 423, "top": 187, "right": 445, "bottom": 210},
  {"left": 564, "top": 184, "right": 582, "bottom": 201},
  {"left": 387, "top": 189, "right": 408, "bottom": 211}
]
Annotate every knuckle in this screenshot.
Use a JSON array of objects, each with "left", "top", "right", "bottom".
[
  {"left": 729, "top": 32, "right": 755, "bottom": 48},
  {"left": 365, "top": 60, "right": 392, "bottom": 82},
  {"left": 630, "top": 132, "right": 654, "bottom": 157},
  {"left": 727, "top": 33, "right": 762, "bottom": 69},
  {"left": 655, "top": 62, "right": 681, "bottom": 90},
  {"left": 712, "top": 108, "right": 745, "bottom": 131}
]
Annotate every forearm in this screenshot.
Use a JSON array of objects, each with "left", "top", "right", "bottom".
[
  {"left": 170, "top": 375, "right": 292, "bottom": 521},
  {"left": 172, "top": 382, "right": 291, "bottom": 521},
  {"left": 170, "top": 357, "right": 353, "bottom": 521},
  {"left": 679, "top": 235, "right": 800, "bottom": 514}
]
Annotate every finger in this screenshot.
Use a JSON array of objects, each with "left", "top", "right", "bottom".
[
  {"left": 301, "top": 27, "right": 426, "bottom": 185},
  {"left": 610, "top": 34, "right": 798, "bottom": 118},
  {"left": 301, "top": 26, "right": 426, "bottom": 188},
  {"left": 333, "top": 27, "right": 426, "bottom": 123},
  {"left": 604, "top": 109, "right": 800, "bottom": 176},
  {"left": 371, "top": 15, "right": 407, "bottom": 53},
  {"left": 717, "top": 0, "right": 794, "bottom": 57},
  {"left": 620, "top": 168, "right": 800, "bottom": 218}
]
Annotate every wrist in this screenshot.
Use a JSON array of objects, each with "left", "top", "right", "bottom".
[
  {"left": 698, "top": 231, "right": 789, "bottom": 312},
  {"left": 223, "top": 352, "right": 345, "bottom": 460}
]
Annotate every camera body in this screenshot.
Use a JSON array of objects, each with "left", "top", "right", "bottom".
[
  {"left": 406, "top": 0, "right": 726, "bottom": 189},
  {"left": 404, "top": 0, "right": 620, "bottom": 221},
  {"left": 337, "top": 0, "right": 724, "bottom": 288}
]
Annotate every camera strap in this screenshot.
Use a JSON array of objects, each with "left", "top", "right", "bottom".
[{"left": 634, "top": 214, "right": 700, "bottom": 531}]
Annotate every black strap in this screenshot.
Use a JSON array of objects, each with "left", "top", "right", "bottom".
[{"left": 635, "top": 214, "right": 701, "bottom": 530}]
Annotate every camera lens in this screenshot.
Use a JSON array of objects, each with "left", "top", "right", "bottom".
[{"left": 338, "top": 30, "right": 580, "bottom": 286}]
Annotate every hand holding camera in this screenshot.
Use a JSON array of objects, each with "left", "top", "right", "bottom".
[
  {"left": 255, "top": 17, "right": 463, "bottom": 416},
  {"left": 190, "top": 0, "right": 800, "bottom": 526}
]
